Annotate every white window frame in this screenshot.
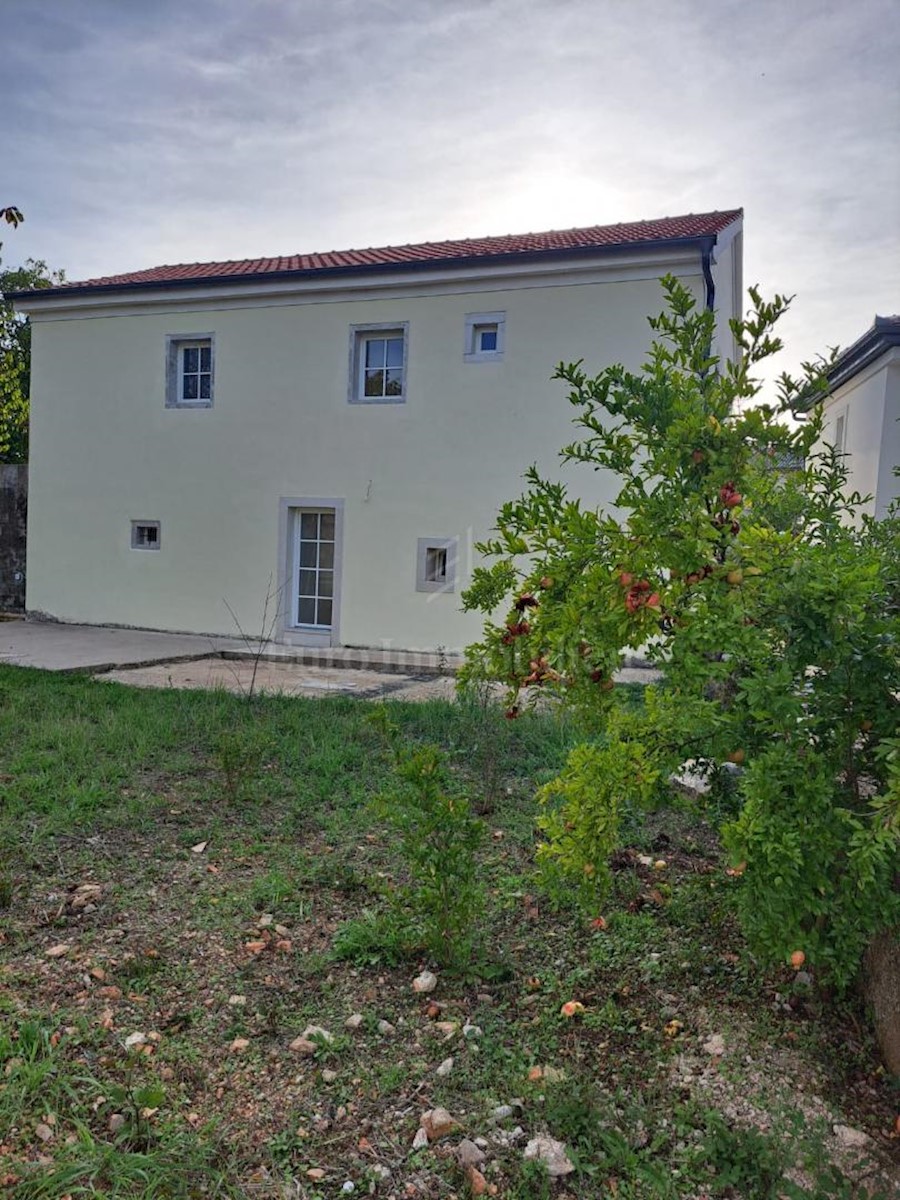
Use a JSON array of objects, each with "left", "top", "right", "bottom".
[
  {"left": 166, "top": 333, "right": 215, "bottom": 408},
  {"left": 416, "top": 537, "right": 458, "bottom": 594},
  {"left": 348, "top": 322, "right": 409, "bottom": 404},
  {"left": 278, "top": 497, "right": 344, "bottom": 646},
  {"left": 130, "top": 520, "right": 161, "bottom": 551},
  {"left": 464, "top": 311, "right": 506, "bottom": 363}
]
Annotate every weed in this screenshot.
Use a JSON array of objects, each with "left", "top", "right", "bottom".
[
  {"left": 214, "top": 724, "right": 269, "bottom": 804},
  {"left": 332, "top": 908, "right": 415, "bottom": 966},
  {"left": 370, "top": 711, "right": 486, "bottom": 969}
]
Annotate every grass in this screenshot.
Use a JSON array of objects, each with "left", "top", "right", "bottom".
[{"left": 0, "top": 666, "right": 896, "bottom": 1198}]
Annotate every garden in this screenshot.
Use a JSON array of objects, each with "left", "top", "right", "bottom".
[{"left": 1, "top": 280, "right": 898, "bottom": 1198}]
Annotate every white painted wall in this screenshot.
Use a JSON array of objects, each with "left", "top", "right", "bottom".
[
  {"left": 25, "top": 251, "right": 739, "bottom": 652},
  {"left": 815, "top": 348, "right": 900, "bottom": 520}
]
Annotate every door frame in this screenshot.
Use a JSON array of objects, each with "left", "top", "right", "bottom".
[{"left": 277, "top": 496, "right": 344, "bottom": 646}]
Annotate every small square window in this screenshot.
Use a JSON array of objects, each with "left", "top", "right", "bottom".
[
  {"left": 477, "top": 326, "right": 498, "bottom": 352},
  {"left": 425, "top": 546, "right": 448, "bottom": 583},
  {"left": 166, "top": 334, "right": 215, "bottom": 407},
  {"left": 464, "top": 311, "right": 505, "bottom": 362},
  {"left": 349, "top": 323, "right": 409, "bottom": 403},
  {"left": 131, "top": 521, "right": 161, "bottom": 550},
  {"left": 416, "top": 537, "right": 457, "bottom": 593}
]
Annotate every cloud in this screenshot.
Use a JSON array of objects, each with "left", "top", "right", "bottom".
[{"left": 3, "top": 0, "right": 898, "bottom": 374}]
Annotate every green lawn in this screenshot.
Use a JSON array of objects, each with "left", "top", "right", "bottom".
[{"left": 0, "top": 667, "right": 896, "bottom": 1198}]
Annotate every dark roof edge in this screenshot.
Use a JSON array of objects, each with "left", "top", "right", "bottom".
[
  {"left": 826, "top": 316, "right": 900, "bottom": 391},
  {"left": 8, "top": 232, "right": 721, "bottom": 303}
]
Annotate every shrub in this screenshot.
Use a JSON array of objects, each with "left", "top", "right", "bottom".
[
  {"left": 369, "top": 712, "right": 486, "bottom": 969},
  {"left": 461, "top": 277, "right": 900, "bottom": 1061}
]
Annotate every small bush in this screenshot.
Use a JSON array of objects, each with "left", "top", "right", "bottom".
[{"left": 369, "top": 711, "right": 486, "bottom": 969}]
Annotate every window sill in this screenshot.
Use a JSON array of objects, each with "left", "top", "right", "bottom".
[{"left": 348, "top": 395, "right": 406, "bottom": 406}]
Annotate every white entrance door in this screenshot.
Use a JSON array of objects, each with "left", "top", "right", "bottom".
[{"left": 293, "top": 509, "right": 336, "bottom": 630}]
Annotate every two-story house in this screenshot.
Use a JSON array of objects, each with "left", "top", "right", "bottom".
[{"left": 12, "top": 209, "right": 743, "bottom": 653}]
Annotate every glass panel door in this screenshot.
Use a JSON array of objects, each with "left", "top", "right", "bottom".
[{"left": 294, "top": 509, "right": 335, "bottom": 628}]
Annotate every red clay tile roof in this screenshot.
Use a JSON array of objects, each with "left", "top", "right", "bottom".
[{"left": 23, "top": 209, "right": 742, "bottom": 296}]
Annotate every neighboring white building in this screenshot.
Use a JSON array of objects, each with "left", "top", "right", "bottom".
[
  {"left": 816, "top": 316, "right": 900, "bottom": 520},
  {"left": 13, "top": 209, "right": 743, "bottom": 653}
]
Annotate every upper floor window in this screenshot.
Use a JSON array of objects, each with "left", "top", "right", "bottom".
[
  {"left": 464, "top": 311, "right": 505, "bottom": 362},
  {"left": 349, "top": 323, "right": 408, "bottom": 404},
  {"left": 166, "top": 334, "right": 215, "bottom": 408}
]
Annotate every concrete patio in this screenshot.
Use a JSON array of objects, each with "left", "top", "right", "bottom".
[{"left": 0, "top": 617, "right": 657, "bottom": 698}]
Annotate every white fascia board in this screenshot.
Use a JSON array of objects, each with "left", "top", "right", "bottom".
[
  {"left": 705, "top": 213, "right": 742, "bottom": 265},
  {"left": 17, "top": 245, "right": 705, "bottom": 322}
]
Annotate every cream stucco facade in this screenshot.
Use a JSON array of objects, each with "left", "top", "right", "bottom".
[
  {"left": 18, "top": 218, "right": 743, "bottom": 653},
  {"left": 814, "top": 319, "right": 900, "bottom": 522}
]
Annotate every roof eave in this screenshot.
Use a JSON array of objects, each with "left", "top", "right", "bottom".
[
  {"left": 826, "top": 322, "right": 900, "bottom": 392},
  {"left": 8, "top": 231, "right": 723, "bottom": 305}
]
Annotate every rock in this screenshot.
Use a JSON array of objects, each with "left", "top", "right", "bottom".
[
  {"left": 322, "top": 1069, "right": 338, "bottom": 1083},
  {"left": 794, "top": 970, "right": 813, "bottom": 987},
  {"left": 420, "top": 1107, "right": 457, "bottom": 1141},
  {"left": 257, "top": 914, "right": 273, "bottom": 927},
  {"left": 702, "top": 1033, "right": 725, "bottom": 1056},
  {"left": 227, "top": 994, "right": 247, "bottom": 1007},
  {"left": 524, "top": 1134, "right": 575, "bottom": 1177},
  {"left": 35, "top": 1123, "right": 54, "bottom": 1142},
  {"left": 436, "top": 1056, "right": 454, "bottom": 1077},
  {"left": 411, "top": 1127, "right": 429, "bottom": 1150},
  {"left": 377, "top": 1019, "right": 395, "bottom": 1035},
  {"left": 306, "top": 1168, "right": 326, "bottom": 1181},
  {"left": 98, "top": 985, "right": 123, "bottom": 1000},
  {"left": 108, "top": 1113, "right": 126, "bottom": 1133},
  {"left": 70, "top": 884, "right": 103, "bottom": 910},
  {"left": 463, "top": 1023, "right": 483, "bottom": 1040},
  {"left": 294, "top": 1024, "right": 334, "bottom": 1051},
  {"left": 345, "top": 1012, "right": 364, "bottom": 1030},
  {"left": 491, "top": 1105, "right": 514, "bottom": 1121},
  {"left": 45, "top": 944, "right": 71, "bottom": 958},
  {"left": 412, "top": 970, "right": 438, "bottom": 994},
  {"left": 466, "top": 1164, "right": 488, "bottom": 1195},
  {"left": 832, "top": 1124, "right": 872, "bottom": 1150},
  {"left": 456, "top": 1138, "right": 486, "bottom": 1168},
  {"left": 542, "top": 1066, "right": 567, "bottom": 1084},
  {"left": 124, "top": 1031, "right": 147, "bottom": 1049},
  {"left": 435, "top": 1020, "right": 459, "bottom": 1039},
  {"left": 229, "top": 1037, "right": 250, "bottom": 1053}
]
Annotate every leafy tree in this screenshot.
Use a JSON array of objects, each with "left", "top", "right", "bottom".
[
  {"left": 462, "top": 277, "right": 900, "bottom": 1070},
  {"left": 0, "top": 256, "right": 64, "bottom": 462}
]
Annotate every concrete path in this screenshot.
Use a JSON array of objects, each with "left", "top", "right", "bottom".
[
  {"left": 0, "top": 617, "right": 241, "bottom": 672},
  {"left": 0, "top": 617, "right": 659, "bottom": 698}
]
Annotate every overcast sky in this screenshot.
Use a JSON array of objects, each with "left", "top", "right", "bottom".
[{"left": 3, "top": 0, "right": 898, "bottom": 381}]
